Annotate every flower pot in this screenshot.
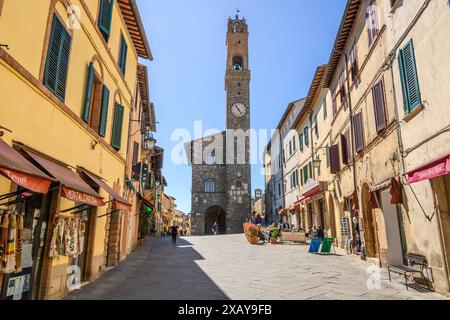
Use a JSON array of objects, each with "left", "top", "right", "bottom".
[
  {"left": 247, "top": 236, "right": 258, "bottom": 245},
  {"left": 270, "top": 237, "right": 278, "bottom": 244}
]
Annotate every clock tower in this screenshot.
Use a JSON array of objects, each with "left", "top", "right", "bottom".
[
  {"left": 225, "top": 15, "right": 251, "bottom": 131},
  {"left": 224, "top": 15, "right": 252, "bottom": 233}
]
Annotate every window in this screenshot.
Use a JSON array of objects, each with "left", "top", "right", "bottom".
[
  {"left": 98, "top": 0, "right": 114, "bottom": 41},
  {"left": 236, "top": 180, "right": 242, "bottom": 188},
  {"left": 340, "top": 131, "right": 351, "bottom": 165},
  {"left": 323, "top": 97, "right": 328, "bottom": 120},
  {"left": 293, "top": 136, "right": 296, "bottom": 151},
  {"left": 339, "top": 70, "right": 346, "bottom": 106},
  {"left": 314, "top": 115, "right": 319, "bottom": 138},
  {"left": 278, "top": 183, "right": 281, "bottom": 196},
  {"left": 350, "top": 43, "right": 359, "bottom": 81},
  {"left": 44, "top": 15, "right": 72, "bottom": 102},
  {"left": 372, "top": 81, "right": 387, "bottom": 132},
  {"left": 118, "top": 34, "right": 128, "bottom": 75},
  {"left": 232, "top": 56, "right": 243, "bottom": 71},
  {"left": 204, "top": 179, "right": 216, "bottom": 193},
  {"left": 398, "top": 40, "right": 421, "bottom": 115},
  {"left": 354, "top": 112, "right": 364, "bottom": 153},
  {"left": 132, "top": 142, "right": 139, "bottom": 165},
  {"left": 299, "top": 133, "right": 304, "bottom": 152},
  {"left": 82, "top": 63, "right": 110, "bottom": 136},
  {"left": 111, "top": 103, "right": 124, "bottom": 150},
  {"left": 332, "top": 88, "right": 338, "bottom": 117},
  {"left": 289, "top": 141, "right": 292, "bottom": 156},
  {"left": 326, "top": 144, "right": 330, "bottom": 168},
  {"left": 205, "top": 149, "right": 216, "bottom": 165},
  {"left": 330, "top": 144, "right": 340, "bottom": 174},
  {"left": 232, "top": 22, "right": 239, "bottom": 33},
  {"left": 366, "top": 0, "right": 380, "bottom": 47},
  {"left": 304, "top": 127, "right": 309, "bottom": 146}
]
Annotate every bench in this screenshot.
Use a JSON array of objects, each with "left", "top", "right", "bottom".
[
  {"left": 387, "top": 253, "right": 433, "bottom": 291},
  {"left": 280, "top": 231, "right": 306, "bottom": 244}
]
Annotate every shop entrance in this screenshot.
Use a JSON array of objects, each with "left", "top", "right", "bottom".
[
  {"left": 1, "top": 187, "right": 53, "bottom": 300},
  {"left": 72, "top": 206, "right": 94, "bottom": 282},
  {"left": 205, "top": 206, "right": 226, "bottom": 235},
  {"left": 432, "top": 174, "right": 450, "bottom": 290},
  {"left": 361, "top": 183, "right": 379, "bottom": 258}
]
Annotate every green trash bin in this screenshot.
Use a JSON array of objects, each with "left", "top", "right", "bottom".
[{"left": 320, "top": 237, "right": 335, "bottom": 254}]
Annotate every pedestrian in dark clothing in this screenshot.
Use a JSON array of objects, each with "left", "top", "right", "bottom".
[
  {"left": 317, "top": 225, "right": 324, "bottom": 240},
  {"left": 169, "top": 225, "right": 179, "bottom": 245}
]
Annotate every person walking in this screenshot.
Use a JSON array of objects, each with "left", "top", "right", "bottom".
[
  {"left": 169, "top": 225, "right": 179, "bottom": 245},
  {"left": 212, "top": 222, "right": 219, "bottom": 235}
]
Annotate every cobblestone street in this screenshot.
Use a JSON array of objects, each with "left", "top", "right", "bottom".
[{"left": 66, "top": 234, "right": 447, "bottom": 300}]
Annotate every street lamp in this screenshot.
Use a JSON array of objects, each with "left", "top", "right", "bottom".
[{"left": 144, "top": 134, "right": 157, "bottom": 151}]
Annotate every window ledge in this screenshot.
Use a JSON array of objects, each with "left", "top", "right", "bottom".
[{"left": 403, "top": 103, "right": 425, "bottom": 123}]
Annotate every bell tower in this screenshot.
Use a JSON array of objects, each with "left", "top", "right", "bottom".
[
  {"left": 224, "top": 14, "right": 252, "bottom": 233},
  {"left": 225, "top": 15, "right": 251, "bottom": 131}
]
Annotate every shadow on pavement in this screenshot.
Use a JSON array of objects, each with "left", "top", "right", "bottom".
[{"left": 65, "top": 236, "right": 229, "bottom": 300}]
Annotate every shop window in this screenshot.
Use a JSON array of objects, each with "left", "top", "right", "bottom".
[
  {"left": 82, "top": 63, "right": 110, "bottom": 137},
  {"left": 98, "top": 0, "right": 114, "bottom": 41},
  {"left": 44, "top": 14, "right": 72, "bottom": 102}
]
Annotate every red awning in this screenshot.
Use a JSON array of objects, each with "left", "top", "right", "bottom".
[
  {"left": 83, "top": 171, "right": 132, "bottom": 212},
  {"left": 23, "top": 150, "right": 104, "bottom": 206},
  {"left": 0, "top": 140, "right": 54, "bottom": 194},
  {"left": 406, "top": 154, "right": 450, "bottom": 184}
]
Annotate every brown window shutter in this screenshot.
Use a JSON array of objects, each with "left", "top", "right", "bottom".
[
  {"left": 354, "top": 113, "right": 364, "bottom": 153},
  {"left": 330, "top": 144, "right": 340, "bottom": 174},
  {"left": 346, "top": 131, "right": 351, "bottom": 163},
  {"left": 372, "top": 81, "right": 387, "bottom": 132},
  {"left": 341, "top": 134, "right": 349, "bottom": 165}
]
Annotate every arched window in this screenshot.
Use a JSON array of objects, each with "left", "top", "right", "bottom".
[
  {"left": 204, "top": 179, "right": 217, "bottom": 193},
  {"left": 232, "top": 56, "right": 243, "bottom": 71},
  {"left": 232, "top": 22, "right": 239, "bottom": 33},
  {"left": 205, "top": 149, "right": 216, "bottom": 165}
]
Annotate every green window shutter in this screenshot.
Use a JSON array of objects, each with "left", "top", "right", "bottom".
[
  {"left": 44, "top": 15, "right": 72, "bottom": 102},
  {"left": 98, "top": 85, "right": 110, "bottom": 137},
  {"left": 304, "top": 127, "right": 309, "bottom": 146},
  {"left": 111, "top": 103, "right": 124, "bottom": 150},
  {"left": 299, "top": 133, "right": 304, "bottom": 151},
  {"left": 398, "top": 40, "right": 421, "bottom": 114},
  {"left": 309, "top": 162, "right": 313, "bottom": 178},
  {"left": 98, "top": 0, "right": 114, "bottom": 41},
  {"left": 82, "top": 63, "right": 95, "bottom": 122},
  {"left": 119, "top": 35, "right": 128, "bottom": 75}
]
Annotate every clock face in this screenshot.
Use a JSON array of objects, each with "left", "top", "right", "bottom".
[{"left": 231, "top": 103, "right": 247, "bottom": 118}]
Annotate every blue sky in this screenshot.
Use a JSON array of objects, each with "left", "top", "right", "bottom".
[{"left": 137, "top": 0, "right": 347, "bottom": 214}]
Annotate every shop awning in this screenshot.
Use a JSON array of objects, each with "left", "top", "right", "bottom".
[
  {"left": 23, "top": 150, "right": 104, "bottom": 206},
  {"left": 369, "top": 177, "right": 402, "bottom": 208},
  {"left": 82, "top": 171, "right": 132, "bottom": 212},
  {"left": 0, "top": 140, "right": 54, "bottom": 194},
  {"left": 406, "top": 153, "right": 450, "bottom": 184},
  {"left": 137, "top": 192, "right": 154, "bottom": 209}
]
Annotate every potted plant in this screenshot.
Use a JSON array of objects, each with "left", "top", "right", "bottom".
[
  {"left": 270, "top": 227, "right": 280, "bottom": 244},
  {"left": 243, "top": 223, "right": 259, "bottom": 245}
]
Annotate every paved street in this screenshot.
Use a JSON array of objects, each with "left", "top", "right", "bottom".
[{"left": 66, "top": 234, "right": 448, "bottom": 300}]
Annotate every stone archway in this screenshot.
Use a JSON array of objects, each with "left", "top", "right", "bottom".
[
  {"left": 361, "top": 183, "right": 379, "bottom": 258},
  {"left": 205, "top": 206, "right": 226, "bottom": 235}
]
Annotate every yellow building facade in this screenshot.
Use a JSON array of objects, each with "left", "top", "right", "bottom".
[{"left": 0, "top": 0, "right": 151, "bottom": 299}]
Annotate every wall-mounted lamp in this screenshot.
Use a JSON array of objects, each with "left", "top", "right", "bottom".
[{"left": 90, "top": 139, "right": 99, "bottom": 150}]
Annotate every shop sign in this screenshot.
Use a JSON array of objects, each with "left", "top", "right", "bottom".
[
  {"left": 62, "top": 187, "right": 104, "bottom": 206},
  {"left": 114, "top": 200, "right": 132, "bottom": 212},
  {"left": 0, "top": 168, "right": 51, "bottom": 194}
]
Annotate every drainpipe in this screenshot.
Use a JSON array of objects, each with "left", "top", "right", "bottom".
[{"left": 310, "top": 112, "right": 315, "bottom": 180}]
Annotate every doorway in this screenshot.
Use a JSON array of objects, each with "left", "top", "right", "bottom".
[
  {"left": 205, "top": 206, "right": 226, "bottom": 235},
  {"left": 361, "top": 183, "right": 379, "bottom": 258}
]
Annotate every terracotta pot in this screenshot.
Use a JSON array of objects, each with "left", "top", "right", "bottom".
[
  {"left": 270, "top": 237, "right": 278, "bottom": 244},
  {"left": 247, "top": 236, "right": 258, "bottom": 245}
]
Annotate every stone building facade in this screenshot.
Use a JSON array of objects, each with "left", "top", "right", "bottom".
[{"left": 185, "top": 16, "right": 252, "bottom": 235}]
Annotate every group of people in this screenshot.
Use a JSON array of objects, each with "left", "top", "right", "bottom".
[{"left": 305, "top": 225, "right": 325, "bottom": 241}]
